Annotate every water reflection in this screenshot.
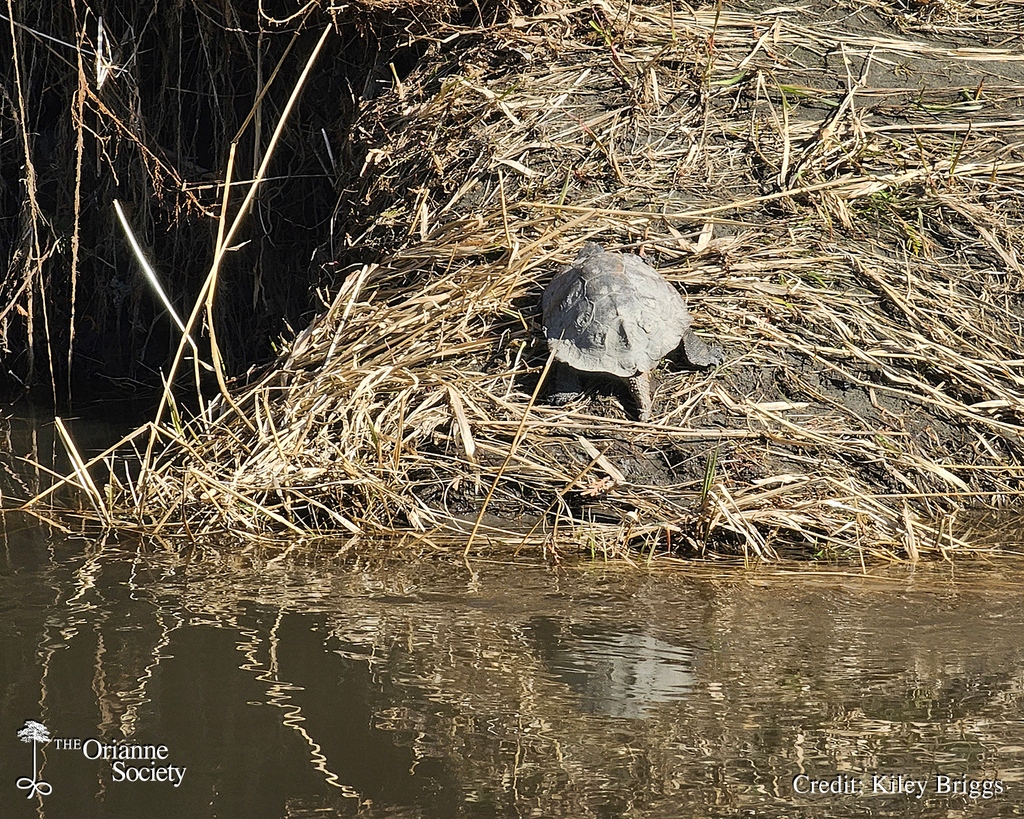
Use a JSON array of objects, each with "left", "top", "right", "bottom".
[
  {"left": 526, "top": 618, "right": 695, "bottom": 718},
  {"left": 1, "top": 520, "right": 1023, "bottom": 818},
  {"left": 0, "top": 399, "right": 155, "bottom": 510}
]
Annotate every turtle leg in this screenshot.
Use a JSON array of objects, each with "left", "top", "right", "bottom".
[
  {"left": 681, "top": 329, "right": 724, "bottom": 368},
  {"left": 547, "top": 361, "right": 584, "bottom": 406},
  {"left": 627, "top": 371, "right": 653, "bottom": 421}
]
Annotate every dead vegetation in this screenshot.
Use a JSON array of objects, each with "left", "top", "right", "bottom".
[{"left": 15, "top": 0, "right": 1024, "bottom": 560}]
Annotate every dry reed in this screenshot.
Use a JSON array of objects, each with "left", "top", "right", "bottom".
[{"left": 23, "top": 0, "right": 1024, "bottom": 559}]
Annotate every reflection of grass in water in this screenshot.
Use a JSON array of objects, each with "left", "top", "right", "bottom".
[
  {"left": 22, "top": 544, "right": 1024, "bottom": 816},
  {"left": 20, "top": 2, "right": 1024, "bottom": 562}
]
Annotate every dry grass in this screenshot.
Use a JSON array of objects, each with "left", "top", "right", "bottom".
[{"left": 23, "top": 0, "right": 1024, "bottom": 560}]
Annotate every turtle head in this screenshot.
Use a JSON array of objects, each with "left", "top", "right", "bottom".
[{"left": 575, "top": 241, "right": 605, "bottom": 261}]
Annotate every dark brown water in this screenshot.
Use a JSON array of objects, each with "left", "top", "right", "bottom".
[{"left": 1, "top": 514, "right": 1024, "bottom": 818}]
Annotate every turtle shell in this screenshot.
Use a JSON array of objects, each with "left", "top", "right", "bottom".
[{"left": 542, "top": 243, "right": 692, "bottom": 378}]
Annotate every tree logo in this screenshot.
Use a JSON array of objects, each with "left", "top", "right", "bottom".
[{"left": 16, "top": 720, "right": 53, "bottom": 799}]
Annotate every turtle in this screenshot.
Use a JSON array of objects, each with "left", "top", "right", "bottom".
[{"left": 541, "top": 242, "right": 723, "bottom": 421}]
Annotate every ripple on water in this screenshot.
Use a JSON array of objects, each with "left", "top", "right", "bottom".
[{"left": 1, "top": 534, "right": 1024, "bottom": 817}]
